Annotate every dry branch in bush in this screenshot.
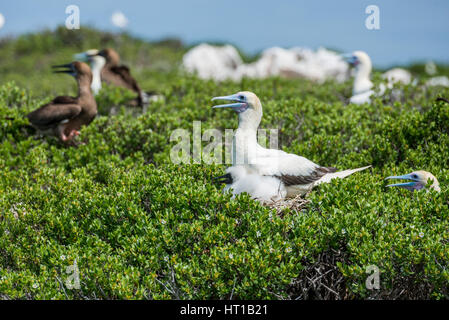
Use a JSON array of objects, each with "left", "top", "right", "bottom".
[{"left": 287, "top": 248, "right": 348, "bottom": 300}]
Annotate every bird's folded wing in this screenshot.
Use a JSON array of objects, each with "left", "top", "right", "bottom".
[
  {"left": 52, "top": 96, "right": 78, "bottom": 104},
  {"left": 276, "top": 166, "right": 337, "bottom": 186},
  {"left": 110, "top": 65, "right": 141, "bottom": 93},
  {"left": 27, "top": 102, "right": 82, "bottom": 127},
  {"left": 249, "top": 153, "right": 331, "bottom": 186}
]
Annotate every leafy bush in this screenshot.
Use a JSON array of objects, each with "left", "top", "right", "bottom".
[{"left": 0, "top": 27, "right": 449, "bottom": 300}]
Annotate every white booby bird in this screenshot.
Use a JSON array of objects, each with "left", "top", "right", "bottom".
[
  {"left": 215, "top": 166, "right": 287, "bottom": 202},
  {"left": 344, "top": 51, "right": 375, "bottom": 104},
  {"left": 426, "top": 76, "right": 449, "bottom": 88},
  {"left": 344, "top": 51, "right": 412, "bottom": 104},
  {"left": 386, "top": 171, "right": 440, "bottom": 192},
  {"left": 183, "top": 44, "right": 349, "bottom": 83},
  {"left": 212, "top": 91, "right": 371, "bottom": 201},
  {"left": 382, "top": 68, "right": 412, "bottom": 85},
  {"left": 26, "top": 62, "right": 97, "bottom": 143}
]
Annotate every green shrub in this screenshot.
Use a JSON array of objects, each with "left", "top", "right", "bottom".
[{"left": 0, "top": 27, "right": 449, "bottom": 300}]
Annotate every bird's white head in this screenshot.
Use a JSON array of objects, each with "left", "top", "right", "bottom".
[
  {"left": 343, "top": 50, "right": 373, "bottom": 94},
  {"left": 211, "top": 91, "right": 263, "bottom": 130},
  {"left": 345, "top": 51, "right": 372, "bottom": 70},
  {"left": 73, "top": 49, "right": 106, "bottom": 74},
  {"left": 74, "top": 49, "right": 99, "bottom": 62},
  {"left": 386, "top": 170, "right": 440, "bottom": 192}
]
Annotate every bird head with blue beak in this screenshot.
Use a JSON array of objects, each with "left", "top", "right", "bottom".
[
  {"left": 386, "top": 170, "right": 440, "bottom": 192},
  {"left": 212, "top": 91, "right": 263, "bottom": 130}
]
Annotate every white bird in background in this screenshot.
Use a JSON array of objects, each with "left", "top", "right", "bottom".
[
  {"left": 423, "top": 60, "right": 449, "bottom": 87},
  {"left": 182, "top": 44, "right": 243, "bottom": 81},
  {"left": 386, "top": 171, "right": 440, "bottom": 192},
  {"left": 74, "top": 49, "right": 106, "bottom": 95},
  {"left": 212, "top": 91, "right": 371, "bottom": 202},
  {"left": 344, "top": 51, "right": 412, "bottom": 104},
  {"left": 382, "top": 68, "right": 412, "bottom": 85},
  {"left": 183, "top": 44, "right": 349, "bottom": 83},
  {"left": 344, "top": 51, "right": 374, "bottom": 104},
  {"left": 426, "top": 76, "right": 449, "bottom": 88},
  {"left": 237, "top": 47, "right": 349, "bottom": 83}
]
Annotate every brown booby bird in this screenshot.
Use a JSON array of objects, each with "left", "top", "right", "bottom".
[
  {"left": 26, "top": 61, "right": 97, "bottom": 143},
  {"left": 96, "top": 48, "right": 146, "bottom": 106},
  {"left": 386, "top": 171, "right": 440, "bottom": 192},
  {"left": 75, "top": 48, "right": 162, "bottom": 106}
]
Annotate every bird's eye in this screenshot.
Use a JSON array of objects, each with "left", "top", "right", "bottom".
[
  {"left": 239, "top": 95, "right": 245, "bottom": 100},
  {"left": 412, "top": 174, "right": 418, "bottom": 179}
]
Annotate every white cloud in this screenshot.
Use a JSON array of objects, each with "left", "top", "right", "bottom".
[
  {"left": 0, "top": 13, "right": 5, "bottom": 30},
  {"left": 111, "top": 11, "right": 128, "bottom": 28}
]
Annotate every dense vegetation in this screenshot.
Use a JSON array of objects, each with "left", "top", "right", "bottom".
[{"left": 0, "top": 27, "right": 448, "bottom": 299}]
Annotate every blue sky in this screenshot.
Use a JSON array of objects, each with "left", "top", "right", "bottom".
[{"left": 0, "top": 0, "right": 448, "bottom": 67}]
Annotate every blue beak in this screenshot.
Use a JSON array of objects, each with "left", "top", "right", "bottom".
[
  {"left": 342, "top": 53, "right": 358, "bottom": 66},
  {"left": 73, "top": 52, "right": 89, "bottom": 62},
  {"left": 385, "top": 173, "right": 419, "bottom": 189},
  {"left": 211, "top": 94, "right": 249, "bottom": 113},
  {"left": 74, "top": 50, "right": 100, "bottom": 62}
]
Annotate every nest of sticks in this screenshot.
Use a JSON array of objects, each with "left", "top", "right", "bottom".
[{"left": 263, "top": 194, "right": 311, "bottom": 215}]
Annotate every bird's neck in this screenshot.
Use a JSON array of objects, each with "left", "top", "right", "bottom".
[
  {"left": 237, "top": 110, "right": 262, "bottom": 131},
  {"left": 91, "top": 60, "right": 104, "bottom": 76},
  {"left": 232, "top": 122, "right": 260, "bottom": 166},
  {"left": 235, "top": 127, "right": 258, "bottom": 141},
  {"left": 353, "top": 64, "right": 373, "bottom": 94},
  {"left": 430, "top": 181, "right": 441, "bottom": 192},
  {"left": 77, "top": 76, "right": 96, "bottom": 108},
  {"left": 91, "top": 78, "right": 101, "bottom": 95},
  {"left": 235, "top": 113, "right": 261, "bottom": 143},
  {"left": 90, "top": 66, "right": 102, "bottom": 95}
]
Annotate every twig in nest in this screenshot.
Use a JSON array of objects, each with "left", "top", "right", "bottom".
[{"left": 263, "top": 194, "right": 311, "bottom": 215}]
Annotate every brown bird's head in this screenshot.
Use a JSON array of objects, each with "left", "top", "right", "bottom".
[
  {"left": 52, "top": 61, "right": 93, "bottom": 85},
  {"left": 97, "top": 48, "right": 120, "bottom": 66}
]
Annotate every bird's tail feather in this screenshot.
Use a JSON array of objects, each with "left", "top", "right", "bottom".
[{"left": 316, "top": 165, "right": 372, "bottom": 185}]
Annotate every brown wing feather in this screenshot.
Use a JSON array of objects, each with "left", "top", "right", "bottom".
[
  {"left": 275, "top": 166, "right": 337, "bottom": 186},
  {"left": 110, "top": 65, "right": 141, "bottom": 93},
  {"left": 52, "top": 96, "right": 78, "bottom": 104},
  {"left": 27, "top": 102, "right": 81, "bottom": 128}
]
